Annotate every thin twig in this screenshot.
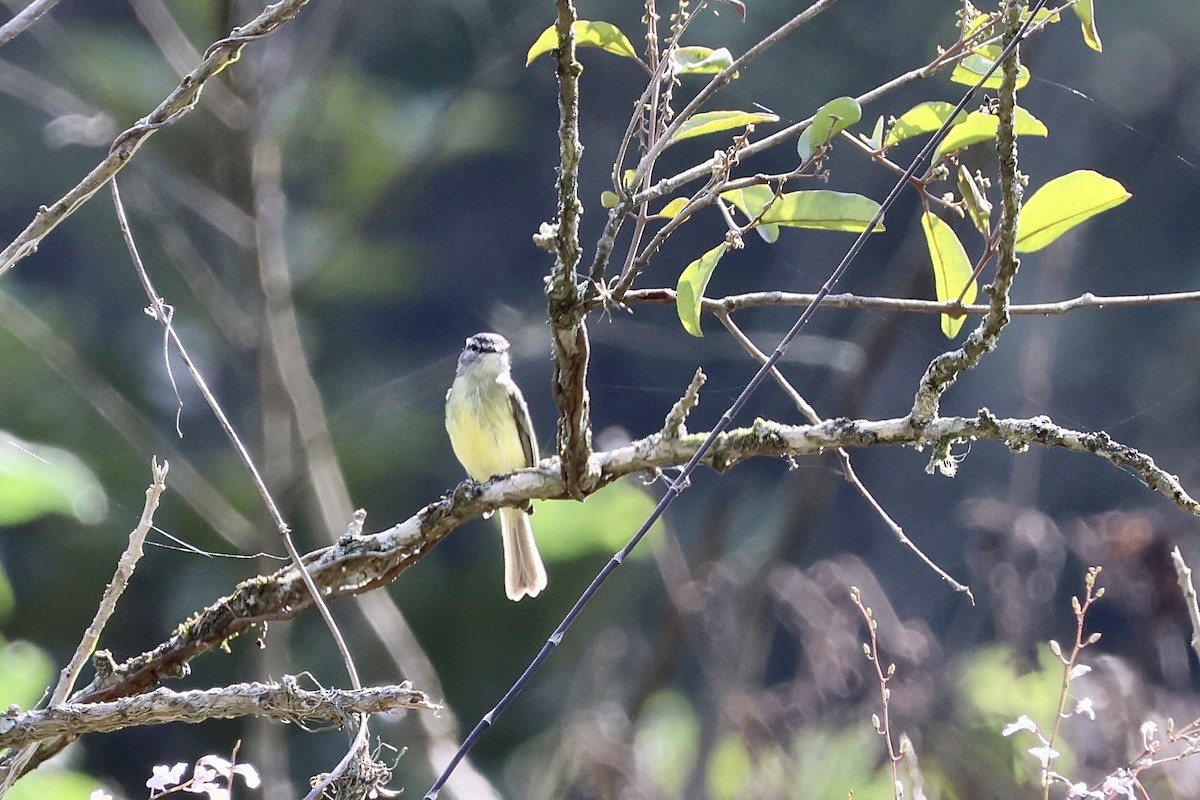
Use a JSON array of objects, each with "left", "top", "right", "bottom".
[
  {"left": 0, "top": 0, "right": 312, "bottom": 277},
  {"left": 0, "top": 459, "right": 168, "bottom": 794},
  {"left": 618, "top": 287, "right": 1200, "bottom": 317},
  {"left": 1171, "top": 547, "right": 1200, "bottom": 664},
  {"left": 717, "top": 310, "right": 972, "bottom": 599},
  {"left": 0, "top": 0, "right": 61, "bottom": 48},
  {"left": 109, "top": 181, "right": 368, "bottom": 797}
]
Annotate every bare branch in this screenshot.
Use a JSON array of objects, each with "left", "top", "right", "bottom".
[
  {"left": 1171, "top": 548, "right": 1200, "bottom": 664},
  {"left": 617, "top": 287, "right": 1200, "bottom": 317},
  {"left": 0, "top": 0, "right": 61, "bottom": 48},
  {"left": 0, "top": 459, "right": 167, "bottom": 792}
]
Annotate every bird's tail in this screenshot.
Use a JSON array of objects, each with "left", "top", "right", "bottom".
[{"left": 499, "top": 507, "right": 547, "bottom": 601}]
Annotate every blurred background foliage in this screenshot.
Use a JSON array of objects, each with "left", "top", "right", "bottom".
[{"left": 1, "top": 0, "right": 1200, "bottom": 798}]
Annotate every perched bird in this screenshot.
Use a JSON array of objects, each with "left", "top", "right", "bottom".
[{"left": 445, "top": 332, "right": 547, "bottom": 600}]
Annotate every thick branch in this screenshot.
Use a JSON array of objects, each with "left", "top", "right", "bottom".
[
  {"left": 51, "top": 411, "right": 1199, "bottom": 715},
  {"left": 0, "top": 678, "right": 436, "bottom": 749},
  {"left": 0, "top": 0, "right": 312, "bottom": 277},
  {"left": 546, "top": 0, "right": 594, "bottom": 498}
]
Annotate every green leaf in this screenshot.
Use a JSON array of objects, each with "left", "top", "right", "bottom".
[
  {"left": 676, "top": 243, "right": 727, "bottom": 336},
  {"left": 0, "top": 639, "right": 54, "bottom": 708},
  {"left": 921, "top": 211, "right": 977, "bottom": 338},
  {"left": 0, "top": 435, "right": 107, "bottom": 525},
  {"left": 797, "top": 96, "right": 862, "bottom": 161},
  {"left": 669, "top": 110, "right": 779, "bottom": 145},
  {"left": 1072, "top": 0, "right": 1102, "bottom": 51},
  {"left": 950, "top": 46, "right": 1031, "bottom": 90},
  {"left": 526, "top": 20, "right": 638, "bottom": 66},
  {"left": 669, "top": 46, "right": 735, "bottom": 76},
  {"left": 957, "top": 165, "right": 992, "bottom": 237},
  {"left": 934, "top": 106, "right": 1047, "bottom": 159},
  {"left": 756, "top": 190, "right": 883, "bottom": 233},
  {"left": 884, "top": 101, "right": 968, "bottom": 148},
  {"left": 859, "top": 115, "right": 885, "bottom": 150},
  {"left": 1016, "top": 170, "right": 1130, "bottom": 252},
  {"left": 532, "top": 481, "right": 665, "bottom": 560},
  {"left": 600, "top": 190, "right": 618, "bottom": 208}
]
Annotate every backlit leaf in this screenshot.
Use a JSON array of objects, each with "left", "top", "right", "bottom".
[
  {"left": 1072, "top": 0, "right": 1102, "bottom": 51},
  {"left": 935, "top": 107, "right": 1047, "bottom": 159},
  {"left": 670, "top": 110, "right": 779, "bottom": 144},
  {"left": 921, "top": 211, "right": 976, "bottom": 338},
  {"left": 950, "top": 46, "right": 1031, "bottom": 90},
  {"left": 756, "top": 190, "right": 883, "bottom": 233},
  {"left": 669, "top": 46, "right": 735, "bottom": 76},
  {"left": 797, "top": 96, "right": 862, "bottom": 161},
  {"left": 1016, "top": 170, "right": 1129, "bottom": 252},
  {"left": 526, "top": 20, "right": 638, "bottom": 66},
  {"left": 676, "top": 243, "right": 727, "bottom": 336},
  {"left": 884, "top": 101, "right": 968, "bottom": 148}
]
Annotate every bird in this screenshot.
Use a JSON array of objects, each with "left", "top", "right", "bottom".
[{"left": 445, "top": 332, "right": 547, "bottom": 600}]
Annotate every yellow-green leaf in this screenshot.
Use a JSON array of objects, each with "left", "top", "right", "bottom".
[
  {"left": 797, "top": 96, "right": 862, "bottom": 161},
  {"left": 669, "top": 46, "right": 735, "bottom": 76},
  {"left": 950, "top": 46, "right": 1031, "bottom": 90},
  {"left": 1072, "top": 0, "right": 1102, "bottom": 51},
  {"left": 934, "top": 106, "right": 1047, "bottom": 159},
  {"left": 756, "top": 190, "right": 883, "bottom": 233},
  {"left": 651, "top": 197, "right": 690, "bottom": 219},
  {"left": 860, "top": 115, "right": 885, "bottom": 150},
  {"left": 526, "top": 20, "right": 638, "bottom": 66},
  {"left": 600, "top": 190, "right": 618, "bottom": 208},
  {"left": 884, "top": 101, "right": 969, "bottom": 148},
  {"left": 670, "top": 110, "right": 779, "bottom": 145},
  {"left": 676, "top": 243, "right": 727, "bottom": 336},
  {"left": 921, "top": 211, "right": 976, "bottom": 338},
  {"left": 1016, "top": 170, "right": 1129, "bottom": 253}
]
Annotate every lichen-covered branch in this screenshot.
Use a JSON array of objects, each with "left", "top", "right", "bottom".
[
  {"left": 49, "top": 411, "right": 1199, "bottom": 707},
  {"left": 910, "top": 1, "right": 1025, "bottom": 428},
  {"left": 0, "top": 0, "right": 312, "bottom": 277},
  {"left": 0, "top": 678, "right": 437, "bottom": 750}
]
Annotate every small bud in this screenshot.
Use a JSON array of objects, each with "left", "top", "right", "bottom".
[
  {"left": 1086, "top": 632, "right": 1102, "bottom": 644},
  {"left": 1049, "top": 640, "right": 1063, "bottom": 659}
]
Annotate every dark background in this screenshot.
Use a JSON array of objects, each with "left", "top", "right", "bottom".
[{"left": 2, "top": 1, "right": 1200, "bottom": 798}]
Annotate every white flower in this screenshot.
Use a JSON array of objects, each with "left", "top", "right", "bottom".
[
  {"left": 146, "top": 762, "right": 188, "bottom": 793},
  {"left": 1002, "top": 715, "right": 1040, "bottom": 737},
  {"left": 1074, "top": 697, "right": 1096, "bottom": 720},
  {"left": 89, "top": 790, "right": 113, "bottom": 800},
  {"left": 1067, "top": 664, "right": 1092, "bottom": 680},
  {"left": 1027, "top": 744, "right": 1060, "bottom": 768}
]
